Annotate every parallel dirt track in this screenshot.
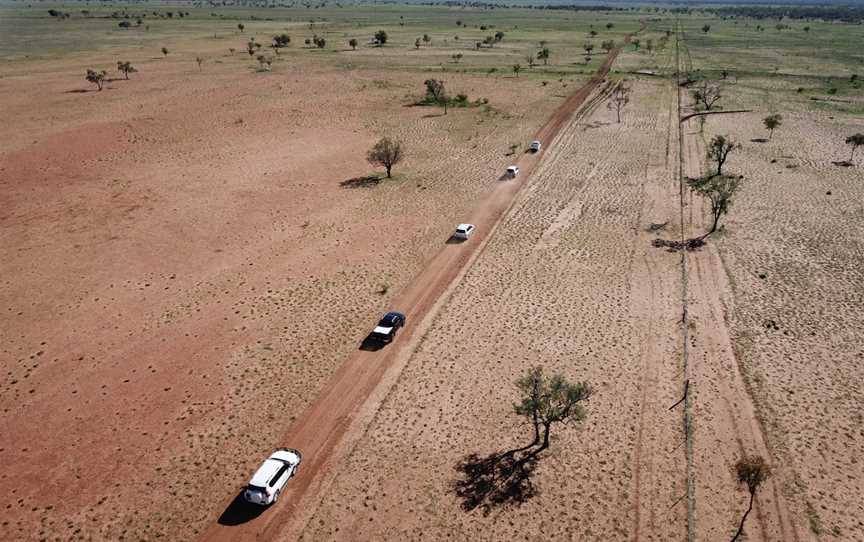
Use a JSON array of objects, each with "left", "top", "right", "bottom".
[
  {"left": 675, "top": 24, "right": 809, "bottom": 542},
  {"left": 201, "top": 43, "right": 630, "bottom": 542}
]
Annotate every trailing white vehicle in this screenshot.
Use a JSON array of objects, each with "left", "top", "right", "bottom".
[
  {"left": 453, "top": 223, "right": 476, "bottom": 240},
  {"left": 506, "top": 165, "right": 520, "bottom": 177},
  {"left": 243, "top": 448, "right": 302, "bottom": 506}
]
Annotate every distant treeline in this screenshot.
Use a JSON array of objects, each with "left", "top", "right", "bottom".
[{"left": 669, "top": 5, "right": 864, "bottom": 23}]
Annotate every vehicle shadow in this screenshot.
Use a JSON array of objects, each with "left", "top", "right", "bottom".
[
  {"left": 217, "top": 492, "right": 268, "bottom": 526},
  {"left": 359, "top": 335, "right": 386, "bottom": 351},
  {"left": 445, "top": 236, "right": 466, "bottom": 245}
]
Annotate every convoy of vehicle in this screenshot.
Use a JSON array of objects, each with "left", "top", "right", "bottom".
[{"left": 236, "top": 139, "right": 545, "bottom": 510}]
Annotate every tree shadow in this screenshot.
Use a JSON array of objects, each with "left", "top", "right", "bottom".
[
  {"left": 64, "top": 89, "right": 92, "bottom": 93},
  {"left": 217, "top": 492, "right": 268, "bottom": 526},
  {"left": 832, "top": 160, "right": 854, "bottom": 168},
  {"left": 750, "top": 138, "right": 768, "bottom": 143},
  {"left": 340, "top": 175, "right": 381, "bottom": 188},
  {"left": 452, "top": 445, "right": 540, "bottom": 515}
]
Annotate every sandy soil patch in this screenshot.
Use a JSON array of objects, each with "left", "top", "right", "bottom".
[{"left": 0, "top": 38, "right": 561, "bottom": 541}]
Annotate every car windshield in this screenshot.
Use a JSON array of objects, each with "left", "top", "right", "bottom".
[
  {"left": 378, "top": 317, "right": 395, "bottom": 326},
  {"left": 247, "top": 484, "right": 266, "bottom": 493}
]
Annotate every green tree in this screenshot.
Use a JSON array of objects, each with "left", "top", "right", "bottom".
[
  {"left": 632, "top": 38, "right": 640, "bottom": 50},
  {"left": 161, "top": 47, "right": 168, "bottom": 57},
  {"left": 237, "top": 23, "right": 245, "bottom": 33},
  {"left": 247, "top": 39, "right": 256, "bottom": 56},
  {"left": 349, "top": 38, "right": 358, "bottom": 50},
  {"left": 583, "top": 42, "right": 594, "bottom": 56},
  {"left": 452, "top": 53, "right": 463, "bottom": 63},
  {"left": 513, "top": 63, "right": 521, "bottom": 77},
  {"left": 762, "top": 114, "right": 782, "bottom": 140},
  {"left": 846, "top": 133, "right": 864, "bottom": 163},
  {"left": 422, "top": 33, "right": 431, "bottom": 46},
  {"left": 272, "top": 33, "right": 290, "bottom": 48},
  {"left": 494, "top": 31, "right": 504, "bottom": 42},
  {"left": 414, "top": 38, "right": 421, "bottom": 49},
  {"left": 687, "top": 173, "right": 742, "bottom": 235},
  {"left": 367, "top": 137, "right": 403, "bottom": 178},
  {"left": 730, "top": 456, "right": 772, "bottom": 542},
  {"left": 85, "top": 69, "right": 107, "bottom": 91},
  {"left": 374, "top": 29, "right": 387, "bottom": 45},
  {"left": 706, "top": 134, "right": 740, "bottom": 177},
  {"left": 116, "top": 61, "right": 136, "bottom": 80},
  {"left": 601, "top": 39, "right": 615, "bottom": 53},
  {"left": 513, "top": 366, "right": 592, "bottom": 451},
  {"left": 424, "top": 78, "right": 449, "bottom": 114},
  {"left": 702, "top": 24, "right": 711, "bottom": 33}
]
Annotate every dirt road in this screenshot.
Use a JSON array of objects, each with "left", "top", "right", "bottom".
[{"left": 201, "top": 45, "right": 628, "bottom": 542}]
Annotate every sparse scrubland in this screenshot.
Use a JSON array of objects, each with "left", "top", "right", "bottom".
[{"left": 0, "top": 3, "right": 862, "bottom": 542}]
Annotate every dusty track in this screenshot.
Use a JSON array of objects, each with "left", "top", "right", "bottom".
[
  {"left": 201, "top": 42, "right": 630, "bottom": 542},
  {"left": 675, "top": 24, "right": 808, "bottom": 542}
]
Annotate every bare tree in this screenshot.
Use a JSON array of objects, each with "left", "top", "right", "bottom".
[
  {"left": 608, "top": 81, "right": 631, "bottom": 123},
  {"left": 195, "top": 56, "right": 204, "bottom": 71},
  {"left": 161, "top": 47, "right": 169, "bottom": 57},
  {"left": 513, "top": 366, "right": 592, "bottom": 452},
  {"left": 513, "top": 63, "right": 521, "bottom": 77},
  {"left": 367, "top": 137, "right": 403, "bottom": 178},
  {"left": 730, "top": 455, "right": 772, "bottom": 542},
  {"left": 686, "top": 173, "right": 742, "bottom": 236},
  {"left": 707, "top": 134, "right": 740, "bottom": 177},
  {"left": 116, "top": 61, "right": 136, "bottom": 80},
  {"left": 537, "top": 48, "right": 550, "bottom": 65},
  {"left": 85, "top": 69, "right": 107, "bottom": 91},
  {"left": 846, "top": 133, "right": 864, "bottom": 163},
  {"left": 762, "top": 114, "right": 782, "bottom": 140},
  {"left": 693, "top": 80, "right": 722, "bottom": 110}
]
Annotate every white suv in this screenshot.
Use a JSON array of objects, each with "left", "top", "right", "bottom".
[
  {"left": 506, "top": 165, "right": 520, "bottom": 177},
  {"left": 453, "top": 223, "right": 476, "bottom": 240},
  {"left": 530, "top": 140, "right": 542, "bottom": 152},
  {"left": 243, "top": 448, "right": 302, "bottom": 505}
]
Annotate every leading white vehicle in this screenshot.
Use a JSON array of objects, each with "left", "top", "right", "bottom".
[
  {"left": 530, "top": 140, "right": 542, "bottom": 152},
  {"left": 243, "top": 448, "right": 302, "bottom": 505}
]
